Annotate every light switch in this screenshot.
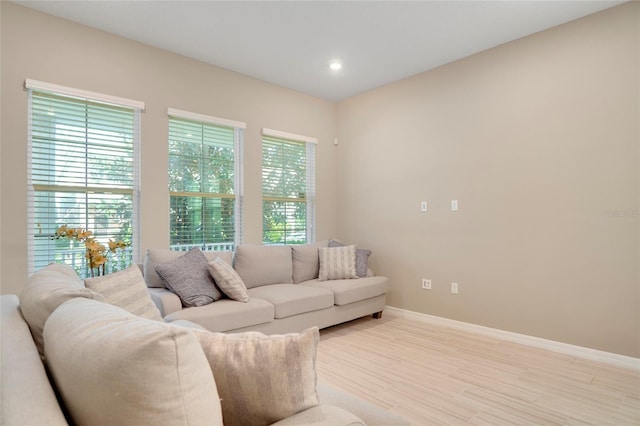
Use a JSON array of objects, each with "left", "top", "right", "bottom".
[
  {"left": 451, "top": 200, "right": 458, "bottom": 212},
  {"left": 421, "top": 201, "right": 428, "bottom": 212}
]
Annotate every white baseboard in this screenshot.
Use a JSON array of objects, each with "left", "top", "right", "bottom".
[{"left": 384, "top": 305, "right": 640, "bottom": 372}]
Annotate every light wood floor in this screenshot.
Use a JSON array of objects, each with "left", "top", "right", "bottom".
[{"left": 316, "top": 313, "right": 640, "bottom": 425}]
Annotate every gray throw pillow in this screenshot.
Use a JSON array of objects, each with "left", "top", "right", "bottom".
[
  {"left": 154, "top": 247, "right": 222, "bottom": 307},
  {"left": 20, "top": 263, "right": 106, "bottom": 359},
  {"left": 144, "top": 248, "right": 234, "bottom": 288},
  {"left": 329, "top": 240, "right": 372, "bottom": 277}
]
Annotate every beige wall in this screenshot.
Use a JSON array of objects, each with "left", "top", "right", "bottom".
[
  {"left": 337, "top": 3, "right": 639, "bottom": 357},
  {"left": 0, "top": 3, "right": 338, "bottom": 295}
]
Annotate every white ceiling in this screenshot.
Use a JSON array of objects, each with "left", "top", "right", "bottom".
[{"left": 15, "top": 0, "right": 626, "bottom": 101}]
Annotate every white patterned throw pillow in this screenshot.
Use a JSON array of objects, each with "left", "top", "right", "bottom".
[
  {"left": 318, "top": 245, "right": 359, "bottom": 281},
  {"left": 328, "top": 239, "right": 372, "bottom": 277}
]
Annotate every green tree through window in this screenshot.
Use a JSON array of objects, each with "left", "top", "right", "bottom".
[
  {"left": 168, "top": 114, "right": 243, "bottom": 251},
  {"left": 28, "top": 89, "right": 140, "bottom": 277},
  {"left": 262, "top": 134, "right": 315, "bottom": 245}
]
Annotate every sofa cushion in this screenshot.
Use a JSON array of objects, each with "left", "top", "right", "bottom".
[
  {"left": 85, "top": 264, "right": 163, "bottom": 321},
  {"left": 43, "top": 298, "right": 223, "bottom": 426},
  {"left": 193, "top": 327, "right": 320, "bottom": 426},
  {"left": 234, "top": 244, "right": 293, "bottom": 288},
  {"left": 291, "top": 241, "right": 328, "bottom": 284},
  {"left": 329, "top": 240, "right": 372, "bottom": 278},
  {"left": 143, "top": 248, "right": 233, "bottom": 288},
  {"left": 303, "top": 276, "right": 389, "bottom": 306},
  {"left": 248, "top": 284, "right": 334, "bottom": 319},
  {"left": 207, "top": 258, "right": 249, "bottom": 302},
  {"left": 165, "top": 298, "right": 275, "bottom": 332},
  {"left": 20, "top": 263, "right": 106, "bottom": 358},
  {"left": 154, "top": 247, "right": 222, "bottom": 307},
  {"left": 318, "top": 245, "right": 358, "bottom": 281}
]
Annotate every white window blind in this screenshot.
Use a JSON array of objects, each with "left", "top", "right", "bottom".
[
  {"left": 262, "top": 133, "right": 316, "bottom": 245},
  {"left": 168, "top": 112, "right": 244, "bottom": 252},
  {"left": 28, "top": 89, "right": 141, "bottom": 277}
]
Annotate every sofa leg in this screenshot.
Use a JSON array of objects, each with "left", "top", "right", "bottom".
[{"left": 372, "top": 311, "right": 383, "bottom": 319}]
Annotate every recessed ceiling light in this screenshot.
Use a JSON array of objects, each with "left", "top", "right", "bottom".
[{"left": 329, "top": 61, "right": 342, "bottom": 71}]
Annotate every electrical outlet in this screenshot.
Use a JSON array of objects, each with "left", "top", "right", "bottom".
[
  {"left": 422, "top": 279, "right": 431, "bottom": 290},
  {"left": 451, "top": 282, "right": 458, "bottom": 294}
]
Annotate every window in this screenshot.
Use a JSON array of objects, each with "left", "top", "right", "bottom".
[
  {"left": 168, "top": 109, "right": 244, "bottom": 252},
  {"left": 262, "top": 129, "right": 316, "bottom": 245},
  {"left": 27, "top": 80, "right": 143, "bottom": 277}
]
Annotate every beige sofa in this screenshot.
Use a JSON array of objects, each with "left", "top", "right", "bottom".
[
  {"left": 144, "top": 243, "right": 389, "bottom": 334},
  {"left": 2, "top": 250, "right": 407, "bottom": 426}
]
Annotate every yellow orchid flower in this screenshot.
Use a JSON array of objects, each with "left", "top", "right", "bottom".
[
  {"left": 78, "top": 230, "right": 93, "bottom": 240},
  {"left": 54, "top": 224, "right": 129, "bottom": 276}
]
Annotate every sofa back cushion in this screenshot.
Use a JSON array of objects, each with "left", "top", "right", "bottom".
[
  {"left": 44, "top": 298, "right": 223, "bottom": 426},
  {"left": 143, "top": 248, "right": 233, "bottom": 288},
  {"left": 20, "top": 263, "right": 106, "bottom": 359},
  {"left": 233, "top": 244, "right": 293, "bottom": 288},
  {"left": 291, "top": 241, "right": 328, "bottom": 284}
]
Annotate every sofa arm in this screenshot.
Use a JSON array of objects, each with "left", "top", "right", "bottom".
[
  {"left": 1, "top": 295, "right": 68, "bottom": 426},
  {"left": 269, "top": 405, "right": 365, "bottom": 426},
  {"left": 147, "top": 287, "right": 182, "bottom": 317}
]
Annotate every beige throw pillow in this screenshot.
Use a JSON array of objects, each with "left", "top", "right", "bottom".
[
  {"left": 43, "top": 298, "right": 223, "bottom": 426},
  {"left": 193, "top": 327, "right": 320, "bottom": 426},
  {"left": 318, "top": 245, "right": 359, "bottom": 281},
  {"left": 85, "top": 264, "right": 163, "bottom": 321},
  {"left": 20, "top": 263, "right": 106, "bottom": 359},
  {"left": 207, "top": 257, "right": 249, "bottom": 302}
]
